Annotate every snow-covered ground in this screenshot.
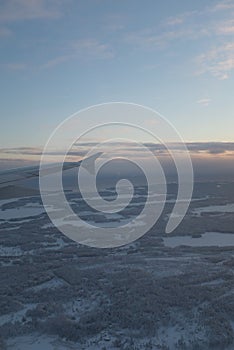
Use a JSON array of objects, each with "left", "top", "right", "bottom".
[
  {"left": 0, "top": 245, "right": 23, "bottom": 256},
  {"left": 1, "top": 183, "right": 234, "bottom": 350},
  {"left": 7, "top": 335, "right": 77, "bottom": 350},
  {"left": 0, "top": 304, "right": 36, "bottom": 327}
]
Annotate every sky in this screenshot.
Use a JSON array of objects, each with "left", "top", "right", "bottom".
[{"left": 0, "top": 0, "right": 234, "bottom": 168}]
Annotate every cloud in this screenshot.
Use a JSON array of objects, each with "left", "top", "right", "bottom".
[
  {"left": 104, "top": 14, "right": 127, "bottom": 32},
  {"left": 44, "top": 39, "right": 114, "bottom": 68},
  {"left": 196, "top": 43, "right": 234, "bottom": 79},
  {"left": 0, "top": 147, "right": 88, "bottom": 158},
  {"left": 71, "top": 39, "right": 114, "bottom": 59},
  {"left": 184, "top": 142, "right": 234, "bottom": 155},
  {"left": 163, "top": 11, "right": 197, "bottom": 27},
  {"left": 125, "top": 28, "right": 198, "bottom": 51},
  {"left": 219, "top": 25, "right": 234, "bottom": 34},
  {"left": 1, "top": 143, "right": 234, "bottom": 167},
  {"left": 124, "top": 1, "right": 234, "bottom": 80},
  {"left": 0, "top": 147, "right": 43, "bottom": 155},
  {"left": 0, "top": 0, "right": 64, "bottom": 22},
  {"left": 125, "top": 9, "right": 224, "bottom": 52},
  {"left": 3, "top": 63, "right": 27, "bottom": 70},
  {"left": 197, "top": 98, "right": 211, "bottom": 106},
  {"left": 212, "top": 0, "right": 234, "bottom": 11},
  {"left": 215, "top": 19, "right": 234, "bottom": 35},
  {"left": 164, "top": 17, "right": 184, "bottom": 26},
  {"left": 144, "top": 142, "right": 234, "bottom": 155},
  {"left": 0, "top": 27, "right": 11, "bottom": 37}
]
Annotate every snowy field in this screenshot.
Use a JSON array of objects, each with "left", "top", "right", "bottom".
[{"left": 0, "top": 182, "right": 234, "bottom": 349}]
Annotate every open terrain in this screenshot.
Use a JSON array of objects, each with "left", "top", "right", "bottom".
[{"left": 0, "top": 181, "right": 234, "bottom": 349}]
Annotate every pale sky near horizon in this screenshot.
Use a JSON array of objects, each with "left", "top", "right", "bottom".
[{"left": 0, "top": 0, "right": 234, "bottom": 155}]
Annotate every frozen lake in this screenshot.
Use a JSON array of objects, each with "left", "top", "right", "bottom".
[
  {"left": 163, "top": 232, "right": 234, "bottom": 248},
  {"left": 192, "top": 203, "right": 234, "bottom": 216},
  {"left": 0, "top": 205, "right": 45, "bottom": 220}
]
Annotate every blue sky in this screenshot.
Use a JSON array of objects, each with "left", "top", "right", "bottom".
[{"left": 0, "top": 0, "right": 234, "bottom": 154}]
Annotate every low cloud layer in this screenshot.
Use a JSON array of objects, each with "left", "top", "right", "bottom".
[
  {"left": 1, "top": 142, "right": 234, "bottom": 159},
  {"left": 1, "top": 142, "right": 234, "bottom": 180}
]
